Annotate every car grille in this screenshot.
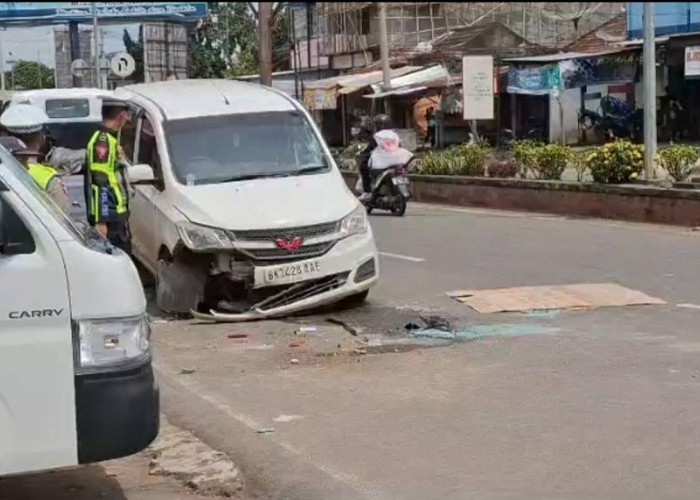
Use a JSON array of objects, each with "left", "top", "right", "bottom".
[
  {"left": 230, "top": 221, "right": 340, "bottom": 242},
  {"left": 238, "top": 241, "right": 336, "bottom": 262},
  {"left": 252, "top": 272, "right": 350, "bottom": 312}
]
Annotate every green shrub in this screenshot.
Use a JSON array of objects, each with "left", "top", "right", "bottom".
[
  {"left": 659, "top": 144, "right": 700, "bottom": 182},
  {"left": 585, "top": 140, "right": 644, "bottom": 184},
  {"left": 487, "top": 157, "right": 519, "bottom": 178},
  {"left": 512, "top": 140, "right": 543, "bottom": 178},
  {"left": 570, "top": 149, "right": 590, "bottom": 182},
  {"left": 532, "top": 144, "right": 571, "bottom": 180},
  {"left": 416, "top": 143, "right": 489, "bottom": 177}
]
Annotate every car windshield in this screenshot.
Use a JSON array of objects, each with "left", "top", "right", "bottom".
[
  {"left": 164, "top": 111, "right": 330, "bottom": 185},
  {"left": 45, "top": 98, "right": 90, "bottom": 119}
]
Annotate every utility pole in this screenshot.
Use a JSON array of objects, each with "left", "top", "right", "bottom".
[
  {"left": 0, "top": 29, "right": 4, "bottom": 91},
  {"left": 259, "top": 2, "right": 272, "bottom": 86},
  {"left": 643, "top": 2, "right": 657, "bottom": 181},
  {"left": 378, "top": 2, "right": 391, "bottom": 114},
  {"left": 92, "top": 2, "right": 100, "bottom": 88}
]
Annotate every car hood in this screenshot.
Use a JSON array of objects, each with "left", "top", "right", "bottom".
[{"left": 173, "top": 171, "right": 358, "bottom": 230}]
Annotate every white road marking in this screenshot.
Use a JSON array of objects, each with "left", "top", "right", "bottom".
[
  {"left": 379, "top": 251, "right": 425, "bottom": 263},
  {"left": 677, "top": 303, "right": 700, "bottom": 310}
]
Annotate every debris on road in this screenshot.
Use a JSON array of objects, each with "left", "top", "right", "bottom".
[
  {"left": 290, "top": 358, "right": 300, "bottom": 364},
  {"left": 256, "top": 428, "right": 275, "bottom": 434},
  {"left": 180, "top": 368, "right": 196, "bottom": 375},
  {"left": 325, "top": 317, "right": 359, "bottom": 336},
  {"left": 226, "top": 333, "right": 248, "bottom": 339},
  {"left": 289, "top": 339, "right": 307, "bottom": 348},
  {"left": 404, "top": 322, "right": 421, "bottom": 330},
  {"left": 408, "top": 324, "right": 560, "bottom": 341},
  {"left": 149, "top": 419, "right": 245, "bottom": 498},
  {"left": 419, "top": 314, "right": 452, "bottom": 331},
  {"left": 296, "top": 326, "right": 318, "bottom": 334},
  {"left": 446, "top": 283, "right": 666, "bottom": 314}
]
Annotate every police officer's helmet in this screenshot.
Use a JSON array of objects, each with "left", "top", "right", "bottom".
[
  {"left": 372, "top": 114, "right": 392, "bottom": 133},
  {"left": 0, "top": 103, "right": 49, "bottom": 136}
]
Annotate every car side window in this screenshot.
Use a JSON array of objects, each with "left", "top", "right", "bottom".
[
  {"left": 120, "top": 113, "right": 137, "bottom": 164},
  {"left": 137, "top": 116, "right": 163, "bottom": 181},
  {"left": 0, "top": 195, "right": 35, "bottom": 256}
]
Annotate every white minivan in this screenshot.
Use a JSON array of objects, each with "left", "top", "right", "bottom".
[
  {"left": 112, "top": 79, "right": 379, "bottom": 321},
  {"left": 0, "top": 147, "right": 158, "bottom": 475}
]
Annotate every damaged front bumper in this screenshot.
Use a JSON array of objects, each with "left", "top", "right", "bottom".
[{"left": 191, "top": 231, "right": 379, "bottom": 322}]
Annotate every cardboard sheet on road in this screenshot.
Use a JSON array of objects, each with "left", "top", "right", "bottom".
[{"left": 447, "top": 283, "right": 666, "bottom": 314}]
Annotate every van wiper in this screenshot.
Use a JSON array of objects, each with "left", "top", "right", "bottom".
[
  {"left": 289, "top": 165, "right": 328, "bottom": 175},
  {"left": 211, "top": 172, "right": 290, "bottom": 183}
]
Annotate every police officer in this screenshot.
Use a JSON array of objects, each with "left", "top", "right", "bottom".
[
  {"left": 0, "top": 103, "right": 72, "bottom": 213},
  {"left": 85, "top": 98, "right": 132, "bottom": 253}
]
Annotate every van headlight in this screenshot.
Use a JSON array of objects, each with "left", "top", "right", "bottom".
[
  {"left": 339, "top": 205, "right": 368, "bottom": 238},
  {"left": 177, "top": 222, "right": 235, "bottom": 251},
  {"left": 73, "top": 314, "right": 151, "bottom": 374}
]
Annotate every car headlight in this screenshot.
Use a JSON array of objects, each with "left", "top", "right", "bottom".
[
  {"left": 340, "top": 205, "right": 368, "bottom": 238},
  {"left": 74, "top": 314, "right": 151, "bottom": 374},
  {"left": 177, "top": 222, "right": 234, "bottom": 252}
]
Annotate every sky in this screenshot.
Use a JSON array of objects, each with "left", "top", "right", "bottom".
[{"left": 0, "top": 23, "right": 140, "bottom": 70}]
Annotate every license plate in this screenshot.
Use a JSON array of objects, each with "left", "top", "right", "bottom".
[
  {"left": 392, "top": 177, "right": 408, "bottom": 185},
  {"left": 259, "top": 260, "right": 322, "bottom": 286}
]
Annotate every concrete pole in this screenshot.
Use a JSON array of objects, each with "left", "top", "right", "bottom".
[
  {"left": 92, "top": 2, "right": 100, "bottom": 88},
  {"left": 69, "top": 22, "right": 82, "bottom": 87},
  {"left": 378, "top": 3, "right": 391, "bottom": 113},
  {"left": 643, "top": 2, "right": 657, "bottom": 181},
  {"left": 259, "top": 2, "right": 272, "bottom": 86},
  {"left": 0, "top": 30, "right": 4, "bottom": 92}
]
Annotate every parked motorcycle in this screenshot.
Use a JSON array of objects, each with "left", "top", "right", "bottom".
[
  {"left": 578, "top": 95, "right": 642, "bottom": 142},
  {"left": 356, "top": 157, "right": 415, "bottom": 216}
]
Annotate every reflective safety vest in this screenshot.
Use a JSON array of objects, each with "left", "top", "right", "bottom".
[
  {"left": 86, "top": 129, "right": 127, "bottom": 222},
  {"left": 27, "top": 162, "right": 59, "bottom": 191}
]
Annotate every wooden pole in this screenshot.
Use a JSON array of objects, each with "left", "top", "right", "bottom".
[{"left": 259, "top": 2, "right": 273, "bottom": 87}]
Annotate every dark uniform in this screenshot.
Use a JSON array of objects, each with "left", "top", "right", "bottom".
[{"left": 85, "top": 123, "right": 131, "bottom": 253}]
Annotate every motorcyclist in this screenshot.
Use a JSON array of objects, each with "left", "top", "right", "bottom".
[{"left": 357, "top": 113, "right": 391, "bottom": 201}]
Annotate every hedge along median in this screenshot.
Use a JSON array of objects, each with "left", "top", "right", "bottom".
[{"left": 340, "top": 171, "right": 700, "bottom": 227}]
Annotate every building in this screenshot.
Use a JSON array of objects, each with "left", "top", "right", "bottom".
[{"left": 54, "top": 26, "right": 94, "bottom": 88}]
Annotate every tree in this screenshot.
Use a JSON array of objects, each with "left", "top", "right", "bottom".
[
  {"left": 123, "top": 26, "right": 144, "bottom": 83},
  {"left": 4, "top": 60, "right": 54, "bottom": 90},
  {"left": 189, "top": 2, "right": 290, "bottom": 79}
]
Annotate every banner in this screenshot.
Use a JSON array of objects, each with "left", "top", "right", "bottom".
[
  {"left": 462, "top": 55, "right": 494, "bottom": 120},
  {"left": 685, "top": 46, "right": 700, "bottom": 78},
  {"left": 507, "top": 64, "right": 560, "bottom": 95},
  {"left": 559, "top": 52, "right": 639, "bottom": 89},
  {"left": 0, "top": 2, "right": 208, "bottom": 24}
]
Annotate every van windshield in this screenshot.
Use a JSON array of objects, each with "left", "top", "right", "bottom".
[
  {"left": 164, "top": 111, "right": 330, "bottom": 185},
  {"left": 0, "top": 149, "right": 95, "bottom": 246}
]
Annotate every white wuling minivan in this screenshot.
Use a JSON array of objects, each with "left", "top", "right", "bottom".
[
  {"left": 0, "top": 147, "right": 158, "bottom": 475},
  {"left": 113, "top": 79, "right": 379, "bottom": 321}
]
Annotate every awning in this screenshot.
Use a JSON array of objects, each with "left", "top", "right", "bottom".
[
  {"left": 501, "top": 47, "right": 638, "bottom": 64},
  {"left": 369, "top": 65, "right": 450, "bottom": 94},
  {"left": 364, "top": 86, "right": 428, "bottom": 99},
  {"left": 304, "top": 66, "right": 422, "bottom": 91}
]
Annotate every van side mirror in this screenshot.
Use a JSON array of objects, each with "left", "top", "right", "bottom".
[{"left": 128, "top": 163, "right": 157, "bottom": 186}]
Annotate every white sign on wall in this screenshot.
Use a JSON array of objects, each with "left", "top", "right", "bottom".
[
  {"left": 462, "top": 55, "right": 494, "bottom": 120},
  {"left": 685, "top": 46, "right": 700, "bottom": 78}
]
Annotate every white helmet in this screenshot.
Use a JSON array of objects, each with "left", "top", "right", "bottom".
[{"left": 1, "top": 103, "right": 49, "bottom": 135}]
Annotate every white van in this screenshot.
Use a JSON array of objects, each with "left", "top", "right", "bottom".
[
  {"left": 109, "top": 79, "right": 379, "bottom": 321},
  {"left": 0, "top": 147, "right": 158, "bottom": 475}
]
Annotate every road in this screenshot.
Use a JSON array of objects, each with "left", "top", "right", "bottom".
[{"left": 151, "top": 203, "right": 700, "bottom": 500}]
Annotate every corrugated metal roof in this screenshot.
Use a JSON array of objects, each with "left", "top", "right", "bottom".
[
  {"left": 502, "top": 47, "right": 637, "bottom": 63},
  {"left": 304, "top": 66, "right": 422, "bottom": 90},
  {"left": 369, "top": 65, "right": 450, "bottom": 94}
]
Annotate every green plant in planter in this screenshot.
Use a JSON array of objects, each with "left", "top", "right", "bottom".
[
  {"left": 452, "top": 143, "right": 488, "bottom": 176},
  {"left": 585, "top": 140, "right": 643, "bottom": 184},
  {"left": 512, "top": 139, "right": 542, "bottom": 178},
  {"left": 659, "top": 144, "right": 700, "bottom": 182},
  {"left": 570, "top": 149, "right": 590, "bottom": 182},
  {"left": 532, "top": 144, "right": 571, "bottom": 180},
  {"left": 418, "top": 150, "right": 451, "bottom": 175}
]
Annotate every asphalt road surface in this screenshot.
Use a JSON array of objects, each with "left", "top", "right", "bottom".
[{"left": 151, "top": 203, "right": 700, "bottom": 500}]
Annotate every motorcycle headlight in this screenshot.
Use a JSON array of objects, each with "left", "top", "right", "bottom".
[
  {"left": 177, "top": 222, "right": 235, "bottom": 252},
  {"left": 340, "top": 205, "right": 368, "bottom": 238},
  {"left": 74, "top": 314, "right": 151, "bottom": 374}
]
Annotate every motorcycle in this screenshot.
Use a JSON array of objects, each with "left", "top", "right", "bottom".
[
  {"left": 578, "top": 95, "right": 642, "bottom": 142},
  {"left": 356, "top": 157, "right": 415, "bottom": 217}
]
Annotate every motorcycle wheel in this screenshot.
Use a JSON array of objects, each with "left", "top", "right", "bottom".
[{"left": 391, "top": 195, "right": 407, "bottom": 216}]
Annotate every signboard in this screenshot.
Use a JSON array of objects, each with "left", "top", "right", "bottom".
[
  {"left": 685, "top": 46, "right": 700, "bottom": 78},
  {"left": 0, "top": 2, "right": 208, "bottom": 25},
  {"left": 559, "top": 51, "right": 639, "bottom": 89},
  {"left": 507, "top": 64, "right": 561, "bottom": 95},
  {"left": 110, "top": 52, "right": 135, "bottom": 78},
  {"left": 462, "top": 55, "right": 494, "bottom": 120},
  {"left": 70, "top": 58, "right": 88, "bottom": 77}
]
